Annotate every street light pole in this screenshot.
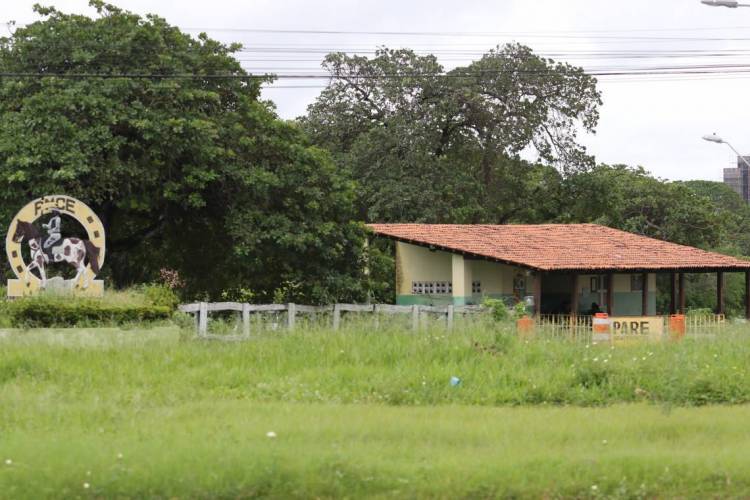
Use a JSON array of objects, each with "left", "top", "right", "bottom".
[
  {"left": 700, "top": 0, "right": 750, "bottom": 7},
  {"left": 703, "top": 134, "right": 750, "bottom": 169}
]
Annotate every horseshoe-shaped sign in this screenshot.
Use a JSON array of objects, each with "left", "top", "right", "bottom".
[{"left": 6, "top": 195, "right": 105, "bottom": 297}]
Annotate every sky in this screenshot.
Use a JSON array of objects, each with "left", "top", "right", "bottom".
[{"left": 3, "top": 0, "right": 750, "bottom": 182}]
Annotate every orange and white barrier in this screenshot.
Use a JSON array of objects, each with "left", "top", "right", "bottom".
[{"left": 592, "top": 313, "right": 611, "bottom": 342}]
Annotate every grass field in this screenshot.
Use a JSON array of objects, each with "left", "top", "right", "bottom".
[{"left": 3, "top": 324, "right": 750, "bottom": 497}]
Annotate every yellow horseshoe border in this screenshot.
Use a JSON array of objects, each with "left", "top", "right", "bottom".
[{"left": 6, "top": 195, "right": 105, "bottom": 297}]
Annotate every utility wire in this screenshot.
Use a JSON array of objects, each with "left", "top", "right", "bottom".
[
  {"left": 178, "top": 27, "right": 750, "bottom": 41},
  {"left": 5, "top": 65, "right": 750, "bottom": 79}
]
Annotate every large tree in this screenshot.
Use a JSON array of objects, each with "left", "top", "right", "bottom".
[
  {"left": 0, "top": 2, "right": 369, "bottom": 302},
  {"left": 558, "top": 165, "right": 726, "bottom": 248},
  {"left": 300, "top": 45, "right": 600, "bottom": 223}
]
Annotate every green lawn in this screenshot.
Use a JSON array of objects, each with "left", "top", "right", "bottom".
[
  {"left": 5, "top": 401, "right": 750, "bottom": 498},
  {"left": 3, "top": 325, "right": 750, "bottom": 498}
]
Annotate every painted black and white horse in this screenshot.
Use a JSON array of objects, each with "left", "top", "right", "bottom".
[{"left": 11, "top": 220, "right": 101, "bottom": 289}]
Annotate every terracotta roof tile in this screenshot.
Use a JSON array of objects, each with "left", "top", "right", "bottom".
[{"left": 368, "top": 223, "right": 750, "bottom": 272}]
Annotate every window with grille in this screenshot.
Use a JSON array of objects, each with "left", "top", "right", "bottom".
[
  {"left": 472, "top": 280, "right": 481, "bottom": 294},
  {"left": 412, "top": 281, "right": 452, "bottom": 295}
]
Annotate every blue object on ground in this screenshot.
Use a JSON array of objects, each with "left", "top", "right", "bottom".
[{"left": 450, "top": 376, "right": 461, "bottom": 386}]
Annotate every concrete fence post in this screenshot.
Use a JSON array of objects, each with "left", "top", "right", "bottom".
[
  {"left": 447, "top": 305, "right": 454, "bottom": 331},
  {"left": 198, "top": 302, "right": 208, "bottom": 337},
  {"left": 242, "top": 303, "right": 250, "bottom": 338},
  {"left": 333, "top": 304, "right": 341, "bottom": 330},
  {"left": 412, "top": 305, "right": 420, "bottom": 331},
  {"left": 287, "top": 303, "right": 296, "bottom": 330}
]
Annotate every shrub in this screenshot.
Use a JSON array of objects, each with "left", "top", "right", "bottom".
[
  {"left": 483, "top": 298, "right": 510, "bottom": 322},
  {"left": 141, "top": 283, "right": 180, "bottom": 311},
  {"left": 512, "top": 301, "right": 529, "bottom": 319},
  {"left": 5, "top": 296, "right": 172, "bottom": 328}
]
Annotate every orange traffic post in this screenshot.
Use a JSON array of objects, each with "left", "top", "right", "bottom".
[
  {"left": 669, "top": 314, "right": 686, "bottom": 341},
  {"left": 592, "top": 313, "right": 611, "bottom": 343},
  {"left": 517, "top": 315, "right": 535, "bottom": 339}
]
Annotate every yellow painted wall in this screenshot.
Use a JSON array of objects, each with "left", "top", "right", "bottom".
[
  {"left": 395, "top": 242, "right": 453, "bottom": 295},
  {"left": 467, "top": 259, "right": 525, "bottom": 295},
  {"left": 611, "top": 273, "right": 656, "bottom": 292},
  {"left": 396, "top": 242, "right": 528, "bottom": 297}
]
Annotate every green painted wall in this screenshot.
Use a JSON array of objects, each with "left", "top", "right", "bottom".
[
  {"left": 612, "top": 292, "right": 657, "bottom": 316},
  {"left": 396, "top": 293, "right": 519, "bottom": 306},
  {"left": 397, "top": 295, "right": 456, "bottom": 306}
]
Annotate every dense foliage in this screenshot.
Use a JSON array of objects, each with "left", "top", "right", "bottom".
[{"left": 0, "top": 2, "right": 369, "bottom": 303}]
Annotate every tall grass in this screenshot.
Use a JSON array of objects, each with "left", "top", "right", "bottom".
[
  {"left": 2, "top": 320, "right": 750, "bottom": 407},
  {"left": 3, "top": 324, "right": 750, "bottom": 497}
]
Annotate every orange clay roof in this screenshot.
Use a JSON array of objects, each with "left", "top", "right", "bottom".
[{"left": 368, "top": 223, "right": 750, "bottom": 272}]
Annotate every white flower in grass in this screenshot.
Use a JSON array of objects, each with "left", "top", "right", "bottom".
[
  {"left": 117, "top": 453, "right": 123, "bottom": 460},
  {"left": 83, "top": 483, "right": 90, "bottom": 489},
  {"left": 602, "top": 439, "right": 608, "bottom": 445},
  {"left": 266, "top": 431, "right": 277, "bottom": 439},
  {"left": 591, "top": 484, "right": 598, "bottom": 491},
  {"left": 4, "top": 459, "right": 11, "bottom": 465}
]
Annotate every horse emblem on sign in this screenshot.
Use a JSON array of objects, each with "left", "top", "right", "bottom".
[{"left": 6, "top": 195, "right": 105, "bottom": 297}]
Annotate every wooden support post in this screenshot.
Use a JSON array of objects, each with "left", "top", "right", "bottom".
[
  {"left": 570, "top": 274, "right": 579, "bottom": 323},
  {"left": 669, "top": 272, "right": 677, "bottom": 315},
  {"left": 533, "top": 272, "right": 542, "bottom": 318},
  {"left": 242, "top": 303, "right": 250, "bottom": 338},
  {"left": 678, "top": 273, "right": 686, "bottom": 314},
  {"left": 333, "top": 304, "right": 341, "bottom": 330},
  {"left": 412, "top": 305, "right": 420, "bottom": 331},
  {"left": 641, "top": 273, "right": 649, "bottom": 316},
  {"left": 446, "top": 305, "right": 454, "bottom": 331},
  {"left": 716, "top": 272, "right": 725, "bottom": 316},
  {"left": 287, "top": 303, "right": 296, "bottom": 330},
  {"left": 198, "top": 301, "right": 208, "bottom": 337},
  {"left": 606, "top": 273, "right": 614, "bottom": 316},
  {"left": 746, "top": 271, "right": 750, "bottom": 320}
]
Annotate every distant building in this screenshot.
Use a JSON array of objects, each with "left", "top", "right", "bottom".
[
  {"left": 368, "top": 223, "right": 750, "bottom": 317},
  {"left": 723, "top": 156, "right": 750, "bottom": 202}
]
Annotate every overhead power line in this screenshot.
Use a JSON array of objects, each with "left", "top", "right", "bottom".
[
  {"left": 179, "top": 26, "right": 750, "bottom": 40},
  {"left": 4, "top": 64, "right": 750, "bottom": 80}
]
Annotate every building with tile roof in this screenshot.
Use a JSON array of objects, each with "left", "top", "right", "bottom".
[{"left": 368, "top": 223, "right": 750, "bottom": 317}]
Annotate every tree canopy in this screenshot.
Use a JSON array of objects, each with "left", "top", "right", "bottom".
[
  {"left": 300, "top": 45, "right": 601, "bottom": 223},
  {"left": 0, "top": 1, "right": 369, "bottom": 302}
]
